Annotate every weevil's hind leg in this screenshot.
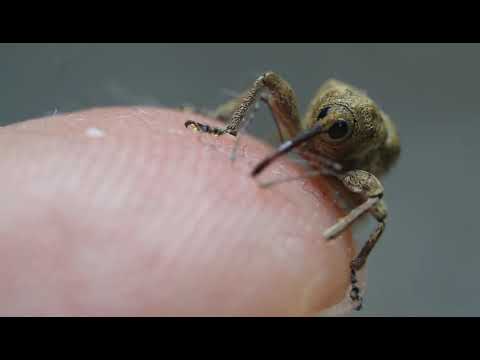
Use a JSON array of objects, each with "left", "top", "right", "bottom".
[
  {"left": 322, "top": 169, "right": 387, "bottom": 311},
  {"left": 185, "top": 72, "right": 302, "bottom": 141}
]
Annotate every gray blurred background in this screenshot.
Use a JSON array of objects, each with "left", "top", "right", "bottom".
[{"left": 0, "top": 43, "right": 477, "bottom": 316}]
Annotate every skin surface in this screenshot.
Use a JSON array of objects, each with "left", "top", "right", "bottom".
[{"left": 0, "top": 107, "right": 354, "bottom": 315}]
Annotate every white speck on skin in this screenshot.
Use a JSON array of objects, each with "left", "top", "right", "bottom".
[{"left": 85, "top": 127, "right": 105, "bottom": 138}]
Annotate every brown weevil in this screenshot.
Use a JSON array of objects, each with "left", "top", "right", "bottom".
[{"left": 184, "top": 72, "right": 400, "bottom": 310}]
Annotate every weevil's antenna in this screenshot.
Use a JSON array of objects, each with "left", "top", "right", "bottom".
[{"left": 251, "top": 124, "right": 325, "bottom": 177}]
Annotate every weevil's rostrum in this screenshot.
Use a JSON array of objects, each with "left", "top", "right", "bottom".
[{"left": 184, "top": 72, "right": 400, "bottom": 311}]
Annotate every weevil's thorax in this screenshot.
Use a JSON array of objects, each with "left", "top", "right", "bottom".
[{"left": 302, "top": 82, "right": 387, "bottom": 168}]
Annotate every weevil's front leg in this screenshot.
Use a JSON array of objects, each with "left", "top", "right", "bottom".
[
  {"left": 209, "top": 90, "right": 247, "bottom": 123},
  {"left": 181, "top": 89, "right": 269, "bottom": 123},
  {"left": 351, "top": 213, "right": 386, "bottom": 271},
  {"left": 185, "top": 72, "right": 302, "bottom": 141},
  {"left": 323, "top": 169, "right": 387, "bottom": 310},
  {"left": 349, "top": 202, "right": 386, "bottom": 311},
  {"left": 324, "top": 170, "right": 384, "bottom": 239}
]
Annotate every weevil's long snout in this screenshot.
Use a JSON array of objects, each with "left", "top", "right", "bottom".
[{"left": 251, "top": 124, "right": 325, "bottom": 177}]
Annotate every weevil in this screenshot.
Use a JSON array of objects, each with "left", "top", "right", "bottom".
[{"left": 184, "top": 72, "right": 400, "bottom": 310}]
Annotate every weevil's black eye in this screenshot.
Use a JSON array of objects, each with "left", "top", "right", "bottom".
[
  {"left": 318, "top": 106, "right": 330, "bottom": 119},
  {"left": 328, "top": 119, "right": 350, "bottom": 140}
]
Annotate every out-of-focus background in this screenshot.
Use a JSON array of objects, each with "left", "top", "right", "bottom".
[{"left": 0, "top": 43, "right": 477, "bottom": 316}]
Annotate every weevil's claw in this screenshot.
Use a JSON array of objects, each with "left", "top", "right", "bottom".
[
  {"left": 353, "top": 300, "right": 363, "bottom": 311},
  {"left": 185, "top": 120, "right": 199, "bottom": 131},
  {"left": 184, "top": 120, "right": 225, "bottom": 136},
  {"left": 349, "top": 268, "right": 364, "bottom": 311}
]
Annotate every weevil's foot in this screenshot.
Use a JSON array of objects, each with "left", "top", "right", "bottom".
[
  {"left": 349, "top": 268, "right": 364, "bottom": 311},
  {"left": 350, "top": 285, "right": 363, "bottom": 311},
  {"left": 353, "top": 298, "right": 363, "bottom": 311},
  {"left": 184, "top": 120, "right": 230, "bottom": 136},
  {"left": 184, "top": 120, "right": 201, "bottom": 132}
]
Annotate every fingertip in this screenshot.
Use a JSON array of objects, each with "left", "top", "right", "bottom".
[{"left": 0, "top": 107, "right": 356, "bottom": 315}]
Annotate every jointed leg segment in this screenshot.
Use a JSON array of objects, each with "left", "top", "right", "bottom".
[
  {"left": 185, "top": 72, "right": 301, "bottom": 141},
  {"left": 322, "top": 169, "right": 387, "bottom": 309}
]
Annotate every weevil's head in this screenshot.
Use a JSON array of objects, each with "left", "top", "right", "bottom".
[{"left": 304, "top": 81, "right": 387, "bottom": 162}]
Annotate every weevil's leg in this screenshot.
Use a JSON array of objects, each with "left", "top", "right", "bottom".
[
  {"left": 185, "top": 72, "right": 302, "bottom": 140},
  {"left": 209, "top": 91, "right": 245, "bottom": 122},
  {"left": 203, "top": 88, "right": 269, "bottom": 122},
  {"left": 322, "top": 169, "right": 387, "bottom": 311},
  {"left": 350, "top": 199, "right": 387, "bottom": 270},
  {"left": 229, "top": 98, "right": 260, "bottom": 161},
  {"left": 349, "top": 268, "right": 363, "bottom": 310},
  {"left": 208, "top": 90, "right": 285, "bottom": 145},
  {"left": 349, "top": 201, "right": 387, "bottom": 311},
  {"left": 323, "top": 170, "right": 384, "bottom": 239},
  {"left": 323, "top": 197, "right": 380, "bottom": 239}
]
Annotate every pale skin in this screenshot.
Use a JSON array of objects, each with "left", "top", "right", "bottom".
[
  {"left": 185, "top": 72, "right": 400, "bottom": 310},
  {"left": 0, "top": 107, "right": 353, "bottom": 315}
]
